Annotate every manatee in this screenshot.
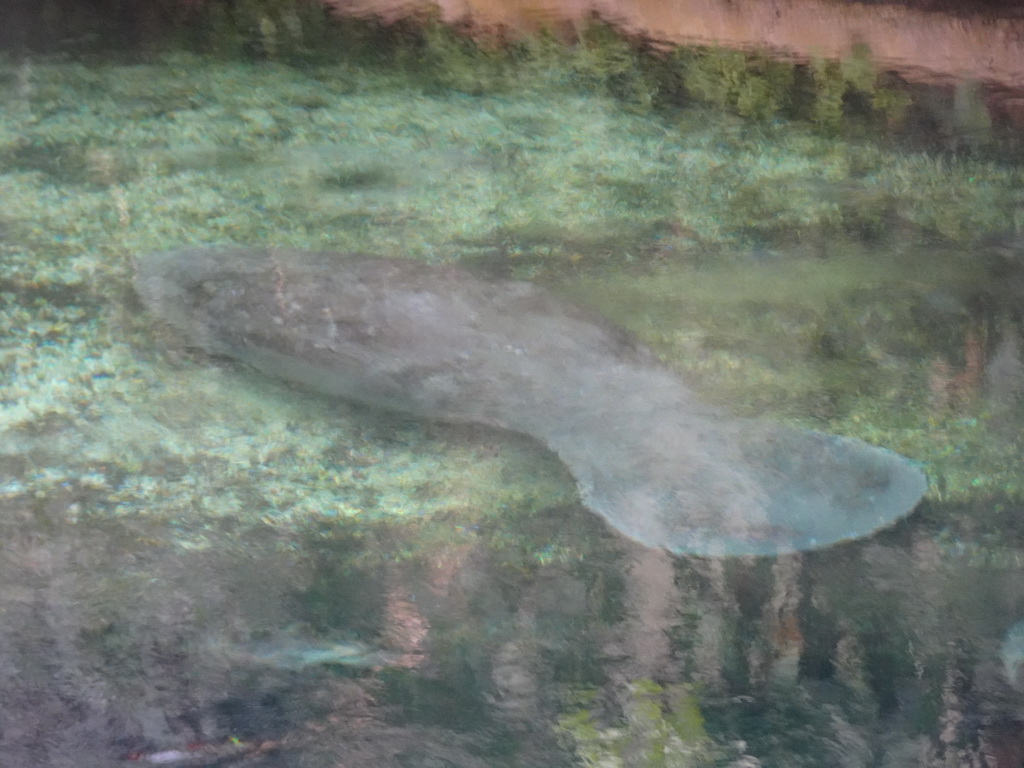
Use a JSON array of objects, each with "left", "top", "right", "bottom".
[{"left": 134, "top": 247, "right": 927, "bottom": 556}]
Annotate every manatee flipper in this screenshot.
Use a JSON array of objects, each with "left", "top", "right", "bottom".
[{"left": 550, "top": 395, "right": 926, "bottom": 556}]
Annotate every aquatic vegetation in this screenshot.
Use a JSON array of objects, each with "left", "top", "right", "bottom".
[
  {"left": 681, "top": 47, "right": 794, "bottom": 122},
  {"left": 557, "top": 681, "right": 722, "bottom": 768},
  {"left": 0, "top": 42, "right": 1020, "bottom": 554},
  {"left": 807, "top": 45, "right": 910, "bottom": 132}
]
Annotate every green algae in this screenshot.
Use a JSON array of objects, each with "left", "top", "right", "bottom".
[
  {"left": 0, "top": 20, "right": 1021, "bottom": 555},
  {"left": 557, "top": 681, "right": 723, "bottom": 768}
]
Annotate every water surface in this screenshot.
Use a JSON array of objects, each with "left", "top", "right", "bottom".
[{"left": 1, "top": 13, "right": 1023, "bottom": 766}]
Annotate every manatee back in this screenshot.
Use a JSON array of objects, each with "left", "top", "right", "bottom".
[{"left": 134, "top": 247, "right": 660, "bottom": 428}]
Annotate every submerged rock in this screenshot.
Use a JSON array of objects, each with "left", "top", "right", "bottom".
[{"left": 134, "top": 247, "right": 927, "bottom": 556}]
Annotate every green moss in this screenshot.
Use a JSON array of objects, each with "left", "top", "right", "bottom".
[
  {"left": 557, "top": 681, "right": 719, "bottom": 768},
  {"left": 185, "top": 0, "right": 337, "bottom": 60},
  {"left": 810, "top": 58, "right": 847, "bottom": 130},
  {"left": 680, "top": 48, "right": 793, "bottom": 121}
]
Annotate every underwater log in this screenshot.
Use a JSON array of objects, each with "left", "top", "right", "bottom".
[{"left": 134, "top": 247, "right": 927, "bottom": 556}]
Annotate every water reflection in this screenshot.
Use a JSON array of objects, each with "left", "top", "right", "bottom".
[
  {"left": 0, "top": 5, "right": 1023, "bottom": 767},
  {"left": 332, "top": 0, "right": 1024, "bottom": 88}
]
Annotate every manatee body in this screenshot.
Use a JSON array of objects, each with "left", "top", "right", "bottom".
[{"left": 134, "top": 247, "right": 927, "bottom": 556}]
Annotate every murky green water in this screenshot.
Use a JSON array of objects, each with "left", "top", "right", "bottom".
[{"left": 1, "top": 8, "right": 1023, "bottom": 767}]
